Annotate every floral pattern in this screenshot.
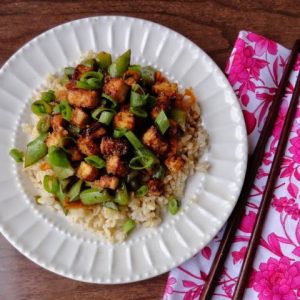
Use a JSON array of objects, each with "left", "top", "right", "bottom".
[{"left": 163, "top": 31, "right": 300, "bottom": 300}]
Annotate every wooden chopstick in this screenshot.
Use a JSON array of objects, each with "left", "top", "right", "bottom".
[
  {"left": 233, "top": 56, "right": 300, "bottom": 300},
  {"left": 200, "top": 39, "right": 300, "bottom": 300}
]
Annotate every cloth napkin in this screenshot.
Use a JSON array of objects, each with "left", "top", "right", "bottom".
[{"left": 163, "top": 31, "right": 300, "bottom": 300}]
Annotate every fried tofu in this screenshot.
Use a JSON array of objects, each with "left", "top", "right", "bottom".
[
  {"left": 150, "top": 95, "right": 171, "bottom": 119},
  {"left": 93, "top": 175, "right": 119, "bottom": 190},
  {"left": 106, "top": 155, "right": 127, "bottom": 177},
  {"left": 77, "top": 136, "right": 100, "bottom": 156},
  {"left": 71, "top": 108, "right": 89, "bottom": 128},
  {"left": 85, "top": 123, "right": 106, "bottom": 139},
  {"left": 103, "top": 78, "right": 129, "bottom": 103},
  {"left": 76, "top": 161, "right": 98, "bottom": 181},
  {"left": 142, "top": 126, "right": 168, "bottom": 156},
  {"left": 164, "top": 155, "right": 185, "bottom": 173},
  {"left": 152, "top": 81, "right": 177, "bottom": 97},
  {"left": 46, "top": 130, "right": 68, "bottom": 148},
  {"left": 147, "top": 179, "right": 162, "bottom": 196},
  {"left": 67, "top": 90, "right": 98, "bottom": 109},
  {"left": 113, "top": 111, "right": 135, "bottom": 130},
  {"left": 100, "top": 137, "right": 128, "bottom": 157},
  {"left": 123, "top": 70, "right": 140, "bottom": 86},
  {"left": 50, "top": 114, "right": 66, "bottom": 132}
]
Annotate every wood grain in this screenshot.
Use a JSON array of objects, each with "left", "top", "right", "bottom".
[{"left": 0, "top": 1, "right": 299, "bottom": 299}]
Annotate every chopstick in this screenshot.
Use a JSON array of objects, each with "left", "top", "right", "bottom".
[
  {"left": 233, "top": 55, "right": 300, "bottom": 300},
  {"left": 200, "top": 39, "right": 300, "bottom": 300}
]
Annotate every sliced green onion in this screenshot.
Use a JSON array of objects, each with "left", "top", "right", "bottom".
[
  {"left": 31, "top": 100, "right": 52, "bottom": 116},
  {"left": 24, "top": 133, "right": 48, "bottom": 167},
  {"left": 108, "top": 49, "right": 131, "bottom": 78},
  {"left": 122, "top": 218, "right": 136, "bottom": 234},
  {"left": 129, "top": 155, "right": 155, "bottom": 170},
  {"left": 59, "top": 99, "right": 72, "bottom": 121},
  {"left": 141, "top": 66, "right": 156, "bottom": 85},
  {"left": 130, "top": 107, "right": 148, "bottom": 118},
  {"left": 80, "top": 188, "right": 112, "bottom": 205},
  {"left": 99, "top": 111, "right": 115, "bottom": 125},
  {"left": 101, "top": 93, "right": 118, "bottom": 108},
  {"left": 68, "top": 180, "right": 83, "bottom": 202},
  {"left": 41, "top": 90, "right": 55, "bottom": 102},
  {"left": 115, "top": 182, "right": 128, "bottom": 206},
  {"left": 113, "top": 128, "right": 127, "bottom": 138},
  {"left": 81, "top": 58, "right": 96, "bottom": 67},
  {"left": 37, "top": 115, "right": 51, "bottom": 133},
  {"left": 170, "top": 108, "right": 186, "bottom": 131},
  {"left": 64, "top": 67, "right": 75, "bottom": 78},
  {"left": 84, "top": 155, "right": 106, "bottom": 169},
  {"left": 128, "top": 65, "right": 141, "bottom": 73},
  {"left": 130, "top": 90, "right": 147, "bottom": 107},
  {"left": 155, "top": 110, "right": 170, "bottom": 134},
  {"left": 81, "top": 71, "right": 103, "bottom": 81},
  {"left": 136, "top": 185, "right": 148, "bottom": 197},
  {"left": 152, "top": 164, "right": 165, "bottom": 179},
  {"left": 103, "top": 201, "right": 118, "bottom": 210},
  {"left": 52, "top": 165, "right": 75, "bottom": 179},
  {"left": 34, "top": 195, "right": 42, "bottom": 205},
  {"left": 96, "top": 52, "right": 112, "bottom": 70},
  {"left": 56, "top": 180, "right": 68, "bottom": 214},
  {"left": 76, "top": 80, "right": 92, "bottom": 89},
  {"left": 76, "top": 71, "right": 103, "bottom": 90},
  {"left": 9, "top": 148, "right": 24, "bottom": 163},
  {"left": 48, "top": 147, "right": 70, "bottom": 168},
  {"left": 124, "top": 131, "right": 144, "bottom": 150},
  {"left": 53, "top": 104, "right": 61, "bottom": 114},
  {"left": 43, "top": 175, "right": 59, "bottom": 194},
  {"left": 168, "top": 196, "right": 180, "bottom": 215}
]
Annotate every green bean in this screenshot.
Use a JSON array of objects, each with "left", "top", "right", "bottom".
[
  {"left": 168, "top": 196, "right": 180, "bottom": 215},
  {"left": 115, "top": 182, "right": 129, "bottom": 206},
  {"left": 24, "top": 133, "right": 48, "bottom": 167},
  {"left": 37, "top": 115, "right": 51, "bottom": 133},
  {"left": 122, "top": 219, "right": 136, "bottom": 234},
  {"left": 43, "top": 175, "right": 59, "bottom": 194},
  {"left": 9, "top": 148, "right": 24, "bottom": 163},
  {"left": 80, "top": 188, "right": 112, "bottom": 205},
  {"left": 68, "top": 180, "right": 83, "bottom": 202},
  {"left": 108, "top": 50, "right": 131, "bottom": 78},
  {"left": 97, "top": 51, "right": 112, "bottom": 70}
]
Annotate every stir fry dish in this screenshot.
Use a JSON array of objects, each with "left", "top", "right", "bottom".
[{"left": 10, "top": 50, "right": 208, "bottom": 242}]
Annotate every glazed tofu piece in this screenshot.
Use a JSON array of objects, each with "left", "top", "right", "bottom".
[
  {"left": 46, "top": 130, "right": 68, "bottom": 148},
  {"left": 113, "top": 110, "right": 135, "bottom": 130},
  {"left": 85, "top": 123, "right": 106, "bottom": 139},
  {"left": 150, "top": 95, "right": 171, "bottom": 119},
  {"left": 93, "top": 175, "right": 120, "bottom": 190},
  {"left": 147, "top": 179, "right": 162, "bottom": 196},
  {"left": 71, "top": 108, "right": 89, "bottom": 128},
  {"left": 67, "top": 90, "right": 98, "bottom": 109},
  {"left": 77, "top": 161, "right": 98, "bottom": 181},
  {"left": 164, "top": 155, "right": 185, "bottom": 173},
  {"left": 103, "top": 78, "right": 129, "bottom": 103},
  {"left": 106, "top": 155, "right": 127, "bottom": 177},
  {"left": 142, "top": 126, "right": 168, "bottom": 156},
  {"left": 50, "top": 114, "right": 66, "bottom": 132},
  {"left": 77, "top": 136, "right": 100, "bottom": 156},
  {"left": 123, "top": 70, "right": 140, "bottom": 86},
  {"left": 152, "top": 81, "right": 177, "bottom": 97},
  {"left": 100, "top": 137, "right": 128, "bottom": 157}
]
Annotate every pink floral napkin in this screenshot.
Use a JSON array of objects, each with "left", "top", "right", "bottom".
[{"left": 163, "top": 31, "right": 300, "bottom": 300}]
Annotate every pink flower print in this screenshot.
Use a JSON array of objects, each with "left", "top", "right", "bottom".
[
  {"left": 293, "top": 56, "right": 300, "bottom": 71},
  {"left": 232, "top": 246, "right": 247, "bottom": 264},
  {"left": 242, "top": 110, "right": 257, "bottom": 135},
  {"left": 247, "top": 32, "right": 278, "bottom": 57},
  {"left": 165, "top": 277, "right": 176, "bottom": 294},
  {"left": 272, "top": 197, "right": 295, "bottom": 213},
  {"left": 289, "top": 130, "right": 300, "bottom": 163},
  {"left": 285, "top": 203, "right": 300, "bottom": 221},
  {"left": 240, "top": 211, "right": 256, "bottom": 233},
  {"left": 272, "top": 103, "right": 288, "bottom": 141},
  {"left": 250, "top": 257, "right": 300, "bottom": 300}
]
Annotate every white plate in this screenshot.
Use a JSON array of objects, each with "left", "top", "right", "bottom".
[{"left": 0, "top": 16, "right": 247, "bottom": 283}]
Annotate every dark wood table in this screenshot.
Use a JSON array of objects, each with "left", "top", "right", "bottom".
[{"left": 1, "top": 1, "right": 299, "bottom": 299}]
